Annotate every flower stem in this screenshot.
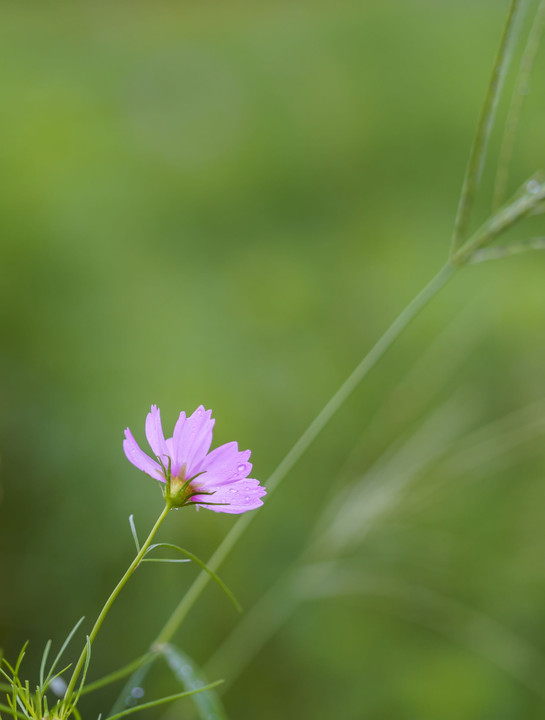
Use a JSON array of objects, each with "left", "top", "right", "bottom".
[
  {"left": 62, "top": 504, "right": 171, "bottom": 712},
  {"left": 154, "top": 262, "right": 456, "bottom": 645}
]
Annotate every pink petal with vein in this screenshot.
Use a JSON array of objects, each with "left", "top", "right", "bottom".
[
  {"left": 145, "top": 405, "right": 169, "bottom": 463},
  {"left": 198, "top": 442, "right": 252, "bottom": 488},
  {"left": 123, "top": 428, "right": 164, "bottom": 482},
  {"left": 174, "top": 405, "right": 215, "bottom": 477},
  {"left": 192, "top": 479, "right": 266, "bottom": 514}
]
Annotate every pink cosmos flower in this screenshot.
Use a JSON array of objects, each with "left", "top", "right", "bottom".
[{"left": 123, "top": 405, "right": 266, "bottom": 514}]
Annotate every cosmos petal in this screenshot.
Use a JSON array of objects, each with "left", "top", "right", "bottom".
[
  {"left": 145, "top": 405, "right": 170, "bottom": 463},
  {"left": 124, "top": 405, "right": 266, "bottom": 515},
  {"left": 197, "top": 442, "right": 252, "bottom": 488},
  {"left": 123, "top": 428, "right": 164, "bottom": 482},
  {"left": 192, "top": 479, "right": 266, "bottom": 514},
  {"left": 174, "top": 405, "right": 215, "bottom": 477}
]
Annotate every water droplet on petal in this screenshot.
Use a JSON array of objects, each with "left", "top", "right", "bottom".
[
  {"left": 245, "top": 496, "right": 250, "bottom": 501},
  {"left": 237, "top": 464, "right": 246, "bottom": 473},
  {"left": 229, "top": 488, "right": 237, "bottom": 493}
]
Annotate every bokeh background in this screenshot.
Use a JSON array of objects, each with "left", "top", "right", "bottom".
[{"left": 2, "top": 1, "right": 545, "bottom": 718}]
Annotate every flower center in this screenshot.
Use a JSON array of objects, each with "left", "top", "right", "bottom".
[{"left": 164, "top": 464, "right": 205, "bottom": 508}]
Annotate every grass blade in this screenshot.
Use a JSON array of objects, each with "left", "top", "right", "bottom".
[
  {"left": 39, "top": 641, "right": 52, "bottom": 689},
  {"left": 0, "top": 704, "right": 27, "bottom": 720},
  {"left": 451, "top": 0, "right": 525, "bottom": 254},
  {"left": 494, "top": 0, "right": 545, "bottom": 208},
  {"left": 44, "top": 618, "right": 84, "bottom": 687},
  {"left": 158, "top": 645, "right": 229, "bottom": 720}
]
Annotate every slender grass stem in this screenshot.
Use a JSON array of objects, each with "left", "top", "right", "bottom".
[
  {"left": 494, "top": 0, "right": 545, "bottom": 209},
  {"left": 450, "top": 0, "right": 523, "bottom": 255},
  {"left": 62, "top": 505, "right": 171, "bottom": 713},
  {"left": 154, "top": 262, "right": 456, "bottom": 645}
]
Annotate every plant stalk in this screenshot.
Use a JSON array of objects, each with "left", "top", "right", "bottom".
[{"left": 62, "top": 505, "right": 171, "bottom": 711}]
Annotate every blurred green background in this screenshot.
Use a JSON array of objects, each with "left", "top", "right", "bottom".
[{"left": 2, "top": 1, "right": 545, "bottom": 718}]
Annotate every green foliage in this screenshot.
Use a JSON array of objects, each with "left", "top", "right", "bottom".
[{"left": 2, "top": 1, "right": 545, "bottom": 719}]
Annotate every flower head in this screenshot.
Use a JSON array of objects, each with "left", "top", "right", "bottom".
[{"left": 123, "top": 405, "right": 266, "bottom": 513}]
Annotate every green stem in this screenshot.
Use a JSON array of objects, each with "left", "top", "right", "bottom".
[
  {"left": 493, "top": 0, "right": 545, "bottom": 209},
  {"left": 154, "top": 262, "right": 456, "bottom": 645},
  {"left": 62, "top": 505, "right": 171, "bottom": 709},
  {"left": 450, "top": 0, "right": 522, "bottom": 255}
]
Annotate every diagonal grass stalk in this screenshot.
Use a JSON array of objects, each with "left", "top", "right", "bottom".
[{"left": 154, "top": 262, "right": 455, "bottom": 645}]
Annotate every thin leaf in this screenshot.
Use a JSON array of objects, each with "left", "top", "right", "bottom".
[
  {"left": 13, "top": 644, "right": 28, "bottom": 677},
  {"left": 128, "top": 515, "right": 140, "bottom": 553},
  {"left": 104, "top": 681, "right": 224, "bottom": 720},
  {"left": 0, "top": 705, "right": 27, "bottom": 720},
  {"left": 44, "top": 617, "right": 84, "bottom": 686},
  {"left": 70, "top": 637, "right": 91, "bottom": 710},
  {"left": 141, "top": 558, "right": 189, "bottom": 564},
  {"left": 0, "top": 660, "right": 16, "bottom": 677},
  {"left": 39, "top": 641, "right": 52, "bottom": 689},
  {"left": 158, "top": 645, "right": 229, "bottom": 720},
  {"left": 145, "top": 544, "right": 241, "bottom": 612},
  {"left": 44, "top": 664, "right": 72, "bottom": 693}
]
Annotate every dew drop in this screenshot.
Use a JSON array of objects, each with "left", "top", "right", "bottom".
[
  {"left": 527, "top": 179, "right": 541, "bottom": 194},
  {"left": 50, "top": 677, "right": 67, "bottom": 697},
  {"left": 245, "top": 496, "right": 250, "bottom": 501},
  {"left": 229, "top": 488, "right": 237, "bottom": 493},
  {"left": 131, "top": 687, "right": 145, "bottom": 699},
  {"left": 237, "top": 464, "right": 246, "bottom": 473}
]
